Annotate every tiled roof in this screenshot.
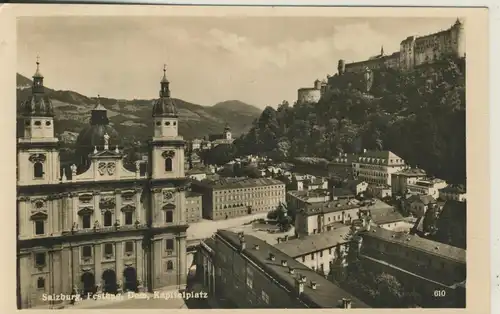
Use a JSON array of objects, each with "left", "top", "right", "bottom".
[
  {"left": 394, "top": 168, "right": 427, "bottom": 177},
  {"left": 274, "top": 225, "right": 351, "bottom": 257},
  {"left": 369, "top": 204, "right": 404, "bottom": 225},
  {"left": 407, "top": 194, "right": 436, "bottom": 205},
  {"left": 216, "top": 229, "right": 369, "bottom": 308},
  {"left": 361, "top": 226, "right": 466, "bottom": 264},
  {"left": 186, "top": 191, "right": 203, "bottom": 198},
  {"left": 199, "top": 177, "right": 285, "bottom": 190},
  {"left": 439, "top": 184, "right": 466, "bottom": 194},
  {"left": 301, "top": 198, "right": 362, "bottom": 216}
]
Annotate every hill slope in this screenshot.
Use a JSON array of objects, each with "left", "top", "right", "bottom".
[
  {"left": 235, "top": 57, "right": 466, "bottom": 184},
  {"left": 16, "top": 73, "right": 261, "bottom": 143}
]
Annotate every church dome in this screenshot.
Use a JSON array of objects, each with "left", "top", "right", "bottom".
[
  {"left": 75, "top": 97, "right": 122, "bottom": 168},
  {"left": 153, "top": 97, "right": 178, "bottom": 116},
  {"left": 22, "top": 94, "right": 54, "bottom": 117}
]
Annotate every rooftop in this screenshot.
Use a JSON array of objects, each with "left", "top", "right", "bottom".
[
  {"left": 274, "top": 224, "right": 351, "bottom": 257},
  {"left": 186, "top": 191, "right": 203, "bottom": 198},
  {"left": 394, "top": 168, "right": 427, "bottom": 177},
  {"left": 287, "top": 189, "right": 330, "bottom": 201},
  {"left": 197, "top": 177, "right": 285, "bottom": 190},
  {"left": 361, "top": 226, "right": 466, "bottom": 264},
  {"left": 216, "top": 229, "right": 369, "bottom": 308},
  {"left": 439, "top": 184, "right": 467, "bottom": 194},
  {"left": 406, "top": 194, "right": 436, "bottom": 205},
  {"left": 300, "top": 198, "right": 362, "bottom": 216}
]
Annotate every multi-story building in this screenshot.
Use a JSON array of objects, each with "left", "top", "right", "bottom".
[
  {"left": 191, "top": 178, "right": 286, "bottom": 220},
  {"left": 406, "top": 178, "right": 447, "bottom": 199},
  {"left": 203, "top": 229, "right": 368, "bottom": 308},
  {"left": 352, "top": 150, "right": 406, "bottom": 186},
  {"left": 16, "top": 61, "right": 189, "bottom": 308},
  {"left": 337, "top": 19, "right": 465, "bottom": 74},
  {"left": 439, "top": 184, "right": 467, "bottom": 202},
  {"left": 391, "top": 168, "right": 427, "bottom": 196},
  {"left": 294, "top": 198, "right": 364, "bottom": 237},
  {"left": 185, "top": 191, "right": 203, "bottom": 223},
  {"left": 405, "top": 194, "right": 437, "bottom": 217},
  {"left": 274, "top": 224, "right": 352, "bottom": 277},
  {"left": 286, "top": 190, "right": 330, "bottom": 213},
  {"left": 358, "top": 226, "right": 466, "bottom": 306}
]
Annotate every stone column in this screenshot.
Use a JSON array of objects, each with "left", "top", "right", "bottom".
[
  {"left": 60, "top": 248, "right": 71, "bottom": 294},
  {"left": 136, "top": 240, "right": 144, "bottom": 292},
  {"left": 72, "top": 195, "right": 78, "bottom": 229},
  {"left": 18, "top": 200, "right": 27, "bottom": 239},
  {"left": 94, "top": 194, "right": 101, "bottom": 226},
  {"left": 72, "top": 248, "right": 80, "bottom": 290},
  {"left": 51, "top": 250, "right": 63, "bottom": 295},
  {"left": 94, "top": 244, "right": 102, "bottom": 291},
  {"left": 136, "top": 193, "right": 143, "bottom": 224},
  {"left": 18, "top": 253, "right": 31, "bottom": 309},
  {"left": 178, "top": 236, "right": 187, "bottom": 288},
  {"left": 115, "top": 242, "right": 124, "bottom": 292}
]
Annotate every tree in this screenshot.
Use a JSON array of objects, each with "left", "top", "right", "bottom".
[
  {"left": 204, "top": 144, "right": 237, "bottom": 166},
  {"left": 374, "top": 273, "right": 404, "bottom": 307}
]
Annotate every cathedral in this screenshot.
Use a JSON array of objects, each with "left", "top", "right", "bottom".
[{"left": 16, "top": 60, "right": 189, "bottom": 308}]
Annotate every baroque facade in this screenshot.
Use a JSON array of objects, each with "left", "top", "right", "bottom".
[{"left": 16, "top": 61, "right": 189, "bottom": 308}]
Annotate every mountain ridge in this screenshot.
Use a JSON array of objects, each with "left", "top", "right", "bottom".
[{"left": 16, "top": 73, "right": 262, "bottom": 143}]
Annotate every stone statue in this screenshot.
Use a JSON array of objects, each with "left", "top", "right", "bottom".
[
  {"left": 103, "top": 133, "right": 110, "bottom": 150},
  {"left": 135, "top": 161, "right": 141, "bottom": 172},
  {"left": 70, "top": 164, "right": 77, "bottom": 176},
  {"left": 96, "top": 282, "right": 102, "bottom": 293},
  {"left": 117, "top": 280, "right": 123, "bottom": 292}
]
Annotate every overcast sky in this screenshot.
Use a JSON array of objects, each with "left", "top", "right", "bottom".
[{"left": 17, "top": 16, "right": 458, "bottom": 108}]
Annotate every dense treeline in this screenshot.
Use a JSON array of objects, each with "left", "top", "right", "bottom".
[{"left": 234, "top": 57, "right": 466, "bottom": 184}]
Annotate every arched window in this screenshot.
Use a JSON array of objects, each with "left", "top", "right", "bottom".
[
  {"left": 34, "top": 162, "right": 44, "bottom": 178},
  {"left": 165, "top": 211, "right": 173, "bottom": 223},
  {"left": 166, "top": 260, "right": 174, "bottom": 270},
  {"left": 104, "top": 211, "right": 112, "bottom": 227},
  {"left": 37, "top": 277, "right": 45, "bottom": 289},
  {"left": 165, "top": 158, "right": 173, "bottom": 172}
]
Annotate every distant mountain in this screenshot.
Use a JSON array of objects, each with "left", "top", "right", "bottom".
[
  {"left": 211, "top": 100, "right": 262, "bottom": 115},
  {"left": 16, "top": 73, "right": 262, "bottom": 144}
]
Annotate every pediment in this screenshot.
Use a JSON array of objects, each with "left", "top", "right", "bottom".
[
  {"left": 77, "top": 207, "right": 94, "bottom": 216},
  {"left": 99, "top": 198, "right": 116, "bottom": 210},
  {"left": 121, "top": 204, "right": 136, "bottom": 212},
  {"left": 30, "top": 212, "right": 48, "bottom": 220},
  {"left": 92, "top": 150, "right": 122, "bottom": 158},
  {"left": 162, "top": 203, "right": 176, "bottom": 211}
]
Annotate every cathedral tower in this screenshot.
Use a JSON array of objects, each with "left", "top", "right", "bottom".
[
  {"left": 17, "top": 57, "right": 60, "bottom": 186},
  {"left": 148, "top": 64, "right": 188, "bottom": 291}
]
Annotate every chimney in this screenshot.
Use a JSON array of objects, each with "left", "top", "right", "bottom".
[
  {"left": 281, "top": 259, "right": 288, "bottom": 267},
  {"left": 296, "top": 277, "right": 305, "bottom": 295},
  {"left": 254, "top": 244, "right": 260, "bottom": 250},
  {"left": 288, "top": 267, "right": 295, "bottom": 274},
  {"left": 269, "top": 253, "right": 275, "bottom": 261},
  {"left": 310, "top": 281, "right": 317, "bottom": 290},
  {"left": 342, "top": 298, "right": 352, "bottom": 309}
]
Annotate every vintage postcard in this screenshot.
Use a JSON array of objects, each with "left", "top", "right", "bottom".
[{"left": 0, "top": 3, "right": 489, "bottom": 313}]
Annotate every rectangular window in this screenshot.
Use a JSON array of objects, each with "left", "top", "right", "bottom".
[
  {"left": 320, "top": 251, "right": 323, "bottom": 258},
  {"left": 35, "top": 220, "right": 45, "bottom": 235},
  {"left": 166, "top": 211, "right": 173, "bottom": 223},
  {"left": 125, "top": 241, "right": 134, "bottom": 254},
  {"left": 104, "top": 243, "right": 114, "bottom": 256},
  {"left": 82, "top": 246, "right": 92, "bottom": 258},
  {"left": 82, "top": 214, "right": 92, "bottom": 229},
  {"left": 35, "top": 253, "right": 46, "bottom": 267},
  {"left": 302, "top": 256, "right": 305, "bottom": 262},
  {"left": 311, "top": 253, "right": 315, "bottom": 260},
  {"left": 166, "top": 239, "right": 174, "bottom": 251},
  {"left": 125, "top": 212, "right": 133, "bottom": 225}
]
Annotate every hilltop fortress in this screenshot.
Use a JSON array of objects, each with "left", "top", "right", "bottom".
[{"left": 296, "top": 19, "right": 465, "bottom": 104}]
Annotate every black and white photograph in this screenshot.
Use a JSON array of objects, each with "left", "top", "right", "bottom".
[{"left": 12, "top": 6, "right": 478, "bottom": 310}]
